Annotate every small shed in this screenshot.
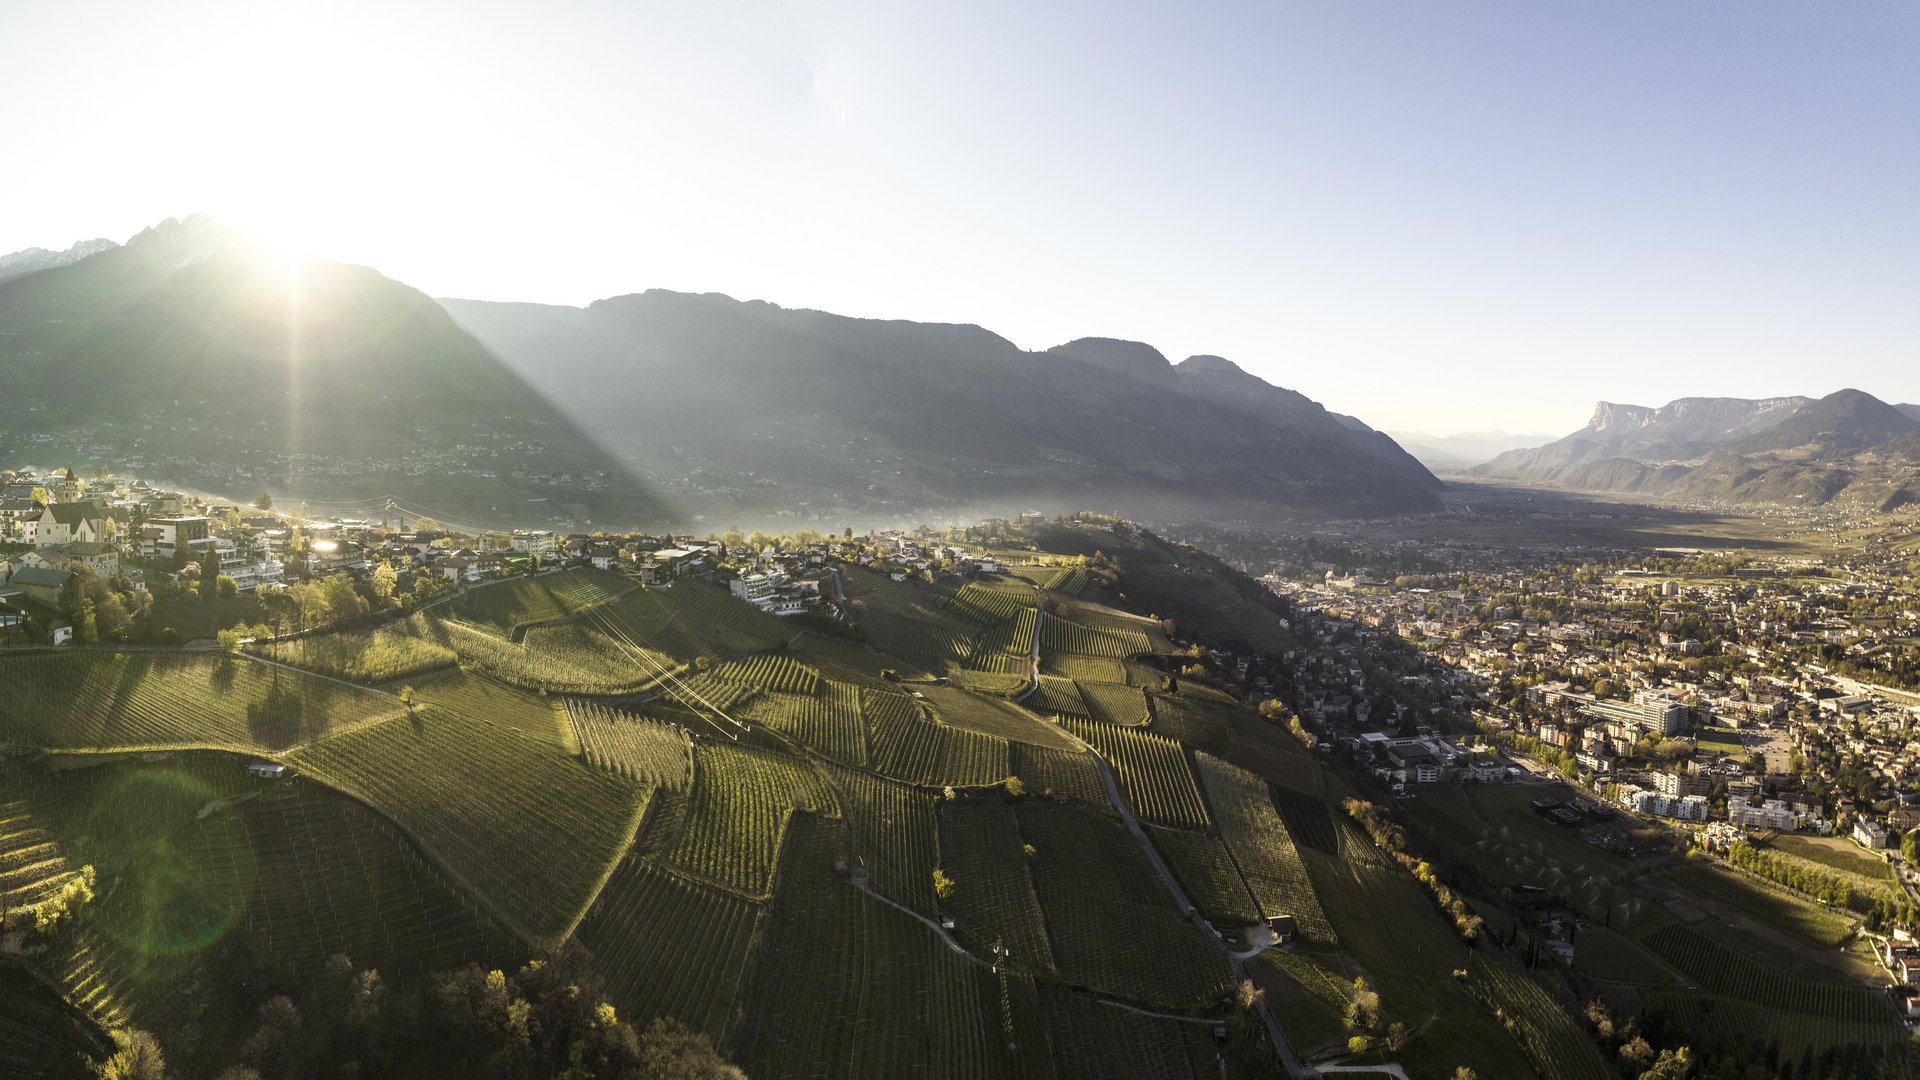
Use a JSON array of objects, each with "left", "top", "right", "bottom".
[
  {"left": 49, "top": 621, "right": 73, "bottom": 647},
  {"left": 247, "top": 761, "right": 288, "bottom": 779},
  {"left": 1265, "top": 914, "right": 1297, "bottom": 944}
]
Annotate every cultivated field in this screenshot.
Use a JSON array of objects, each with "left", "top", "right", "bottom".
[
  {"left": 289, "top": 709, "right": 648, "bottom": 941},
  {"left": 0, "top": 652, "right": 404, "bottom": 752}
]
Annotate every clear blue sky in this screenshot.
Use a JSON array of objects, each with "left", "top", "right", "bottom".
[{"left": 3, "top": 1, "right": 1915, "bottom": 434}]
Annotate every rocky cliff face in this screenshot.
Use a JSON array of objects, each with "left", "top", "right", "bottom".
[{"left": 1474, "top": 390, "right": 1920, "bottom": 509}]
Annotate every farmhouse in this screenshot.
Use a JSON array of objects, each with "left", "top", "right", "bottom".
[{"left": 8, "top": 565, "right": 74, "bottom": 610}]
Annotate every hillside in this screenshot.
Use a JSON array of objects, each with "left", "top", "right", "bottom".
[
  {"left": 1474, "top": 389, "right": 1920, "bottom": 509},
  {"left": 0, "top": 526, "right": 1615, "bottom": 1080},
  {"left": 0, "top": 217, "right": 662, "bottom": 528},
  {"left": 440, "top": 292, "right": 1444, "bottom": 523}
]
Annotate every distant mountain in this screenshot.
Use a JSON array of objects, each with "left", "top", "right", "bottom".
[
  {"left": 1473, "top": 389, "right": 1920, "bottom": 509},
  {"left": 0, "top": 217, "right": 655, "bottom": 528},
  {"left": 440, "top": 292, "right": 1443, "bottom": 523},
  {"left": 0, "top": 236, "right": 119, "bottom": 283},
  {"left": 1385, "top": 429, "right": 1559, "bottom": 469},
  {"left": 1893, "top": 403, "right": 1920, "bottom": 423}
]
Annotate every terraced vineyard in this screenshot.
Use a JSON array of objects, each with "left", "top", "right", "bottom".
[
  {"left": 921, "top": 685, "right": 1077, "bottom": 749},
  {"left": 1017, "top": 801, "right": 1234, "bottom": 1006},
  {"left": 401, "top": 612, "right": 662, "bottom": 696},
  {"left": 565, "top": 700, "right": 694, "bottom": 785},
  {"left": 936, "top": 799, "right": 1056, "bottom": 971},
  {"left": 1017, "top": 565, "right": 1093, "bottom": 596},
  {"left": 1027, "top": 675, "right": 1091, "bottom": 718},
  {"left": 402, "top": 667, "right": 571, "bottom": 747},
  {"left": 0, "top": 651, "right": 404, "bottom": 752},
  {"left": 1010, "top": 743, "right": 1112, "bottom": 810},
  {"left": 1144, "top": 818, "right": 1267, "bottom": 922},
  {"left": 1193, "top": 753, "right": 1333, "bottom": 942},
  {"left": 1041, "top": 616, "right": 1152, "bottom": 659},
  {"left": 666, "top": 742, "right": 838, "bottom": 899},
  {"left": 714, "top": 652, "right": 823, "bottom": 695},
  {"left": 1039, "top": 650, "right": 1132, "bottom": 684},
  {"left": 256, "top": 625, "right": 457, "bottom": 682},
  {"left": 944, "top": 579, "right": 1036, "bottom": 624},
  {"left": 0, "top": 966, "right": 107, "bottom": 1078},
  {"left": 1465, "top": 951, "right": 1615, "bottom": 1080},
  {"left": 573, "top": 857, "right": 762, "bottom": 1034},
  {"left": 1640, "top": 923, "right": 1898, "bottom": 1020},
  {"left": 1150, "top": 825, "right": 1263, "bottom": 925},
  {"left": 831, "top": 764, "right": 939, "bottom": 918},
  {"left": 1077, "top": 681, "right": 1149, "bottom": 726},
  {"left": 0, "top": 795, "right": 82, "bottom": 917},
  {"left": 1040, "top": 985, "right": 1223, "bottom": 1080},
  {"left": 736, "top": 683, "right": 869, "bottom": 766},
  {"left": 171, "top": 782, "right": 515, "bottom": 978},
  {"left": 455, "top": 567, "right": 637, "bottom": 635},
  {"left": 289, "top": 709, "right": 648, "bottom": 940},
  {"left": 1060, "top": 717, "right": 1209, "bottom": 830},
  {"left": 730, "top": 817, "right": 1008, "bottom": 1078},
  {"left": 868, "top": 696, "right": 1012, "bottom": 788}
]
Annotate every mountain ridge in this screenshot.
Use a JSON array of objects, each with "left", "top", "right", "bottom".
[
  {"left": 440, "top": 288, "right": 1444, "bottom": 522},
  {"left": 1474, "top": 389, "right": 1920, "bottom": 509}
]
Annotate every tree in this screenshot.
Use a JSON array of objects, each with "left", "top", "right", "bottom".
[
  {"left": 93, "top": 1030, "right": 168, "bottom": 1080},
  {"left": 1901, "top": 829, "right": 1918, "bottom": 867},
  {"left": 1346, "top": 1035, "right": 1369, "bottom": 1055},
  {"left": 1641, "top": 1047, "right": 1695, "bottom": 1079},
  {"left": 1003, "top": 775, "right": 1025, "bottom": 797},
  {"left": 200, "top": 550, "right": 220, "bottom": 600},
  {"left": 1451, "top": 1070, "right": 1479, "bottom": 1080},
  {"left": 1619, "top": 1035, "right": 1655, "bottom": 1074},
  {"left": 75, "top": 598, "right": 99, "bottom": 645},
  {"left": 932, "top": 867, "right": 956, "bottom": 900},
  {"left": 1236, "top": 979, "right": 1266, "bottom": 1009},
  {"left": 1385, "top": 1021, "right": 1408, "bottom": 1052},
  {"left": 370, "top": 562, "right": 397, "bottom": 604},
  {"left": 635, "top": 1018, "right": 748, "bottom": 1079},
  {"left": 97, "top": 593, "right": 132, "bottom": 641},
  {"left": 254, "top": 493, "right": 274, "bottom": 511},
  {"left": 217, "top": 575, "right": 239, "bottom": 600}
]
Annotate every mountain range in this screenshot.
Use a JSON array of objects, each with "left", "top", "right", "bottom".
[
  {"left": 0, "top": 217, "right": 1441, "bottom": 528},
  {"left": 1474, "top": 390, "right": 1920, "bottom": 509}
]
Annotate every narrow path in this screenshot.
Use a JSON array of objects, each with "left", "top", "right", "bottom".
[
  {"left": 1082, "top": 746, "right": 1314, "bottom": 1078},
  {"left": 844, "top": 874, "right": 980, "bottom": 962},
  {"left": 235, "top": 651, "right": 403, "bottom": 701},
  {"left": 1012, "top": 600, "right": 1044, "bottom": 705},
  {"left": 1314, "top": 1063, "right": 1410, "bottom": 1080}
]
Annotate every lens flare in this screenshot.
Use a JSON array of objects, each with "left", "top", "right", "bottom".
[{"left": 80, "top": 769, "right": 257, "bottom": 956}]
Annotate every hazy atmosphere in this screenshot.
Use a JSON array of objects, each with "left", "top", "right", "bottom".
[{"left": 5, "top": 0, "right": 1916, "bottom": 434}]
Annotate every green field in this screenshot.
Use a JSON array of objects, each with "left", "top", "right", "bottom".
[
  {"left": 1664, "top": 860, "right": 1859, "bottom": 947},
  {"left": 453, "top": 567, "right": 637, "bottom": 635},
  {"left": 1769, "top": 834, "right": 1897, "bottom": 883},
  {"left": 257, "top": 624, "right": 458, "bottom": 682}
]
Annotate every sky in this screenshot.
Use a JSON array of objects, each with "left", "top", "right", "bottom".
[{"left": 3, "top": 0, "right": 1916, "bottom": 435}]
